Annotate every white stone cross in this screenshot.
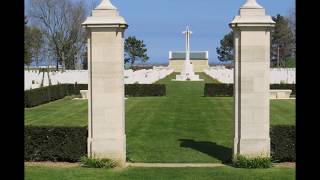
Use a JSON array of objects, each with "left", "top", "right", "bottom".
[
  {"left": 172, "top": 26, "right": 203, "bottom": 81},
  {"left": 183, "top": 26, "right": 192, "bottom": 61}
]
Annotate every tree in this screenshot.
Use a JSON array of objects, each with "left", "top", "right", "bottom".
[
  {"left": 271, "top": 14, "right": 294, "bottom": 67},
  {"left": 287, "top": 7, "right": 296, "bottom": 58},
  {"left": 25, "top": 16, "right": 33, "bottom": 67},
  {"left": 29, "top": 27, "right": 44, "bottom": 67},
  {"left": 124, "top": 36, "right": 149, "bottom": 67},
  {"left": 25, "top": 16, "right": 44, "bottom": 68},
  {"left": 81, "top": 46, "right": 88, "bottom": 70},
  {"left": 29, "top": 0, "right": 87, "bottom": 71},
  {"left": 216, "top": 31, "right": 234, "bottom": 62},
  {"left": 216, "top": 14, "right": 295, "bottom": 67}
]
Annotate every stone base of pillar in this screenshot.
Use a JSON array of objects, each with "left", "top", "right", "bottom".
[
  {"left": 88, "top": 136, "right": 126, "bottom": 167},
  {"left": 234, "top": 138, "right": 270, "bottom": 158}
]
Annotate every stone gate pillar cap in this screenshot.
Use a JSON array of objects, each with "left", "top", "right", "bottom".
[
  {"left": 96, "top": 0, "right": 117, "bottom": 10},
  {"left": 82, "top": 0, "right": 127, "bottom": 27},
  {"left": 230, "top": 0, "right": 275, "bottom": 27},
  {"left": 241, "top": 0, "right": 263, "bottom": 9}
]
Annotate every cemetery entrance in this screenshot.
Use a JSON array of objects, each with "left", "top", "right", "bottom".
[{"left": 82, "top": 0, "right": 274, "bottom": 166}]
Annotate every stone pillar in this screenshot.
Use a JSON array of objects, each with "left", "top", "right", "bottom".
[
  {"left": 82, "top": 0, "right": 128, "bottom": 166},
  {"left": 230, "top": 0, "right": 275, "bottom": 158}
]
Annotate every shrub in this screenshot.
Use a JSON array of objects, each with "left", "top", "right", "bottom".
[
  {"left": 130, "top": 65, "right": 153, "bottom": 71},
  {"left": 80, "top": 156, "right": 117, "bottom": 168},
  {"left": 270, "top": 125, "right": 296, "bottom": 162},
  {"left": 204, "top": 84, "right": 233, "bottom": 97},
  {"left": 24, "top": 126, "right": 87, "bottom": 162},
  {"left": 24, "top": 84, "right": 88, "bottom": 108},
  {"left": 125, "top": 84, "right": 166, "bottom": 97},
  {"left": 233, "top": 155, "right": 272, "bottom": 169},
  {"left": 283, "top": 57, "right": 296, "bottom": 68}
]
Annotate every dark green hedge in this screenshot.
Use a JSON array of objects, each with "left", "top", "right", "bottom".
[
  {"left": 270, "top": 84, "right": 296, "bottom": 95},
  {"left": 125, "top": 84, "right": 166, "bottom": 97},
  {"left": 270, "top": 125, "right": 296, "bottom": 162},
  {"left": 25, "top": 84, "right": 88, "bottom": 108},
  {"left": 24, "top": 126, "right": 87, "bottom": 162},
  {"left": 25, "top": 83, "right": 166, "bottom": 107},
  {"left": 24, "top": 125, "right": 295, "bottom": 162},
  {"left": 204, "top": 83, "right": 296, "bottom": 97},
  {"left": 204, "top": 84, "right": 233, "bottom": 97}
]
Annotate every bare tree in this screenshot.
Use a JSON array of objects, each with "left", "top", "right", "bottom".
[
  {"left": 288, "top": 7, "right": 296, "bottom": 35},
  {"left": 88, "top": 0, "right": 100, "bottom": 13},
  {"left": 29, "top": 0, "right": 87, "bottom": 72},
  {"left": 287, "top": 7, "right": 296, "bottom": 57}
]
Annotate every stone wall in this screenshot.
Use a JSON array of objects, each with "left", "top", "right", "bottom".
[{"left": 169, "top": 60, "right": 209, "bottom": 72}]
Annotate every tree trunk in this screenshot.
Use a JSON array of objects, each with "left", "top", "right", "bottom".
[
  {"left": 277, "top": 45, "right": 280, "bottom": 68},
  {"left": 47, "top": 67, "right": 52, "bottom": 86},
  {"left": 130, "top": 58, "right": 135, "bottom": 69},
  {"left": 36, "top": 58, "right": 39, "bottom": 68},
  {"left": 61, "top": 53, "right": 66, "bottom": 72},
  {"left": 62, "top": 60, "right": 66, "bottom": 72},
  {"left": 56, "top": 59, "right": 59, "bottom": 71},
  {"left": 40, "top": 70, "right": 45, "bottom": 88}
]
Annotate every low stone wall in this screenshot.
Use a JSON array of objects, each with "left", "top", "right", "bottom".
[
  {"left": 80, "top": 90, "right": 88, "bottom": 99},
  {"left": 169, "top": 60, "right": 209, "bottom": 72},
  {"left": 270, "top": 90, "right": 293, "bottom": 99}
]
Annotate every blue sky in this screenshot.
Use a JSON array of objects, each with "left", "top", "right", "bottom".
[{"left": 25, "top": 0, "right": 295, "bottom": 65}]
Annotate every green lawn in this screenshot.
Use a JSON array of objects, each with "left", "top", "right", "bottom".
[
  {"left": 25, "top": 166, "right": 295, "bottom": 180},
  {"left": 25, "top": 96, "right": 88, "bottom": 127},
  {"left": 25, "top": 73, "right": 295, "bottom": 163}
]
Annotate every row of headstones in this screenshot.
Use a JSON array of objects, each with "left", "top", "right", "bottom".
[
  {"left": 270, "top": 68, "right": 296, "bottom": 84},
  {"left": 24, "top": 70, "right": 88, "bottom": 90},
  {"left": 204, "top": 67, "right": 234, "bottom": 83},
  {"left": 24, "top": 68, "right": 174, "bottom": 90},
  {"left": 124, "top": 68, "right": 174, "bottom": 84},
  {"left": 204, "top": 67, "right": 296, "bottom": 84}
]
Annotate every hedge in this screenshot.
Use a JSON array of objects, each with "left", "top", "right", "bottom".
[
  {"left": 204, "top": 83, "right": 296, "bottom": 97},
  {"left": 25, "top": 83, "right": 166, "bottom": 108},
  {"left": 270, "top": 84, "right": 296, "bottom": 95},
  {"left": 125, "top": 84, "right": 166, "bottom": 97},
  {"left": 25, "top": 84, "right": 88, "bottom": 108},
  {"left": 270, "top": 125, "right": 296, "bottom": 162},
  {"left": 204, "top": 84, "right": 233, "bottom": 97},
  {"left": 24, "top": 125, "right": 295, "bottom": 162},
  {"left": 24, "top": 126, "right": 87, "bottom": 162}
]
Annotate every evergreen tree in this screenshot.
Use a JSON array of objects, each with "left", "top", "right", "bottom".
[
  {"left": 216, "top": 14, "right": 295, "bottom": 67},
  {"left": 216, "top": 31, "right": 234, "bottom": 62},
  {"left": 124, "top": 36, "right": 149, "bottom": 67}
]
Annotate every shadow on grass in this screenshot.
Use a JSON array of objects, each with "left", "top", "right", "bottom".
[{"left": 178, "top": 139, "right": 232, "bottom": 163}]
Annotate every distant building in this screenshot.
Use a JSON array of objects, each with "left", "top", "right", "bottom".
[{"left": 168, "top": 51, "right": 209, "bottom": 72}]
